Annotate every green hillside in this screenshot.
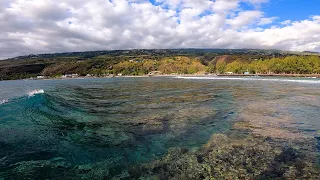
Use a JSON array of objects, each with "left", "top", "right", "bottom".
[{"left": 0, "top": 49, "right": 319, "bottom": 80}]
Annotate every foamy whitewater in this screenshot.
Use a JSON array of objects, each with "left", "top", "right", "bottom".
[
  {"left": 0, "top": 90, "right": 44, "bottom": 105},
  {"left": 175, "top": 76, "right": 320, "bottom": 84},
  {"left": 0, "top": 99, "right": 8, "bottom": 105},
  {"left": 28, "top": 89, "right": 44, "bottom": 97}
]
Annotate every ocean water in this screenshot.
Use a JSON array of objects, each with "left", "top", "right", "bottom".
[{"left": 0, "top": 77, "right": 320, "bottom": 179}]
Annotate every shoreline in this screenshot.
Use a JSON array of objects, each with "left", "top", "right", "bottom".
[
  {"left": 1, "top": 73, "right": 320, "bottom": 82},
  {"left": 217, "top": 74, "right": 320, "bottom": 78},
  {"left": 93, "top": 73, "right": 320, "bottom": 78},
  {"left": 112, "top": 73, "right": 320, "bottom": 78}
]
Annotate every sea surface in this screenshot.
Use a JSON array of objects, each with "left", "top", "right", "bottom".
[{"left": 0, "top": 76, "right": 319, "bottom": 179}]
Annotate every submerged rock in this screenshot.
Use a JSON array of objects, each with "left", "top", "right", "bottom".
[
  {"left": 129, "top": 134, "right": 320, "bottom": 180},
  {"left": 0, "top": 158, "right": 72, "bottom": 180}
]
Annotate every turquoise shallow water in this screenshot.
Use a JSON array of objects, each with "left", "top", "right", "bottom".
[{"left": 0, "top": 77, "right": 320, "bottom": 179}]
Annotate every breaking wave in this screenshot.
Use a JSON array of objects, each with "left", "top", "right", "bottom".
[
  {"left": 0, "top": 89, "right": 45, "bottom": 105},
  {"left": 28, "top": 89, "right": 45, "bottom": 97},
  {"left": 175, "top": 76, "right": 320, "bottom": 84},
  {"left": 0, "top": 99, "right": 9, "bottom": 105}
]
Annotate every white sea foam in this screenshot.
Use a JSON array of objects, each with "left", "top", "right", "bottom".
[
  {"left": 28, "top": 89, "right": 45, "bottom": 97},
  {"left": 0, "top": 99, "right": 9, "bottom": 105},
  {"left": 175, "top": 76, "right": 320, "bottom": 84}
]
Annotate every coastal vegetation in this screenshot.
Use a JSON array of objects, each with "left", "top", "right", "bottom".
[
  {"left": 113, "top": 57, "right": 206, "bottom": 75},
  {"left": 216, "top": 56, "right": 320, "bottom": 74},
  {"left": 0, "top": 49, "right": 320, "bottom": 80}
]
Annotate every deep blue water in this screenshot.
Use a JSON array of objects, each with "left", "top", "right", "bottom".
[{"left": 0, "top": 77, "right": 319, "bottom": 179}]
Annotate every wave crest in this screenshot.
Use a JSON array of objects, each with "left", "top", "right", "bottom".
[
  {"left": 28, "top": 89, "right": 45, "bottom": 97},
  {"left": 0, "top": 99, "right": 9, "bottom": 105}
]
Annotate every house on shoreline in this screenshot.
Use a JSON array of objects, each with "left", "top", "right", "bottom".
[
  {"left": 148, "top": 71, "right": 162, "bottom": 76},
  {"left": 62, "top": 74, "right": 79, "bottom": 78}
]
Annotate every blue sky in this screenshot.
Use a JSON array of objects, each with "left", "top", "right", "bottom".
[
  {"left": 149, "top": 0, "right": 320, "bottom": 24},
  {"left": 151, "top": 0, "right": 320, "bottom": 19},
  {"left": 264, "top": 0, "right": 320, "bottom": 21},
  {"left": 0, "top": 0, "right": 320, "bottom": 59}
]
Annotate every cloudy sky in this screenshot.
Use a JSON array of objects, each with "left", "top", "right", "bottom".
[{"left": 0, "top": 0, "right": 320, "bottom": 59}]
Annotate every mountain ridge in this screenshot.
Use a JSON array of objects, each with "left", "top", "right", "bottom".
[{"left": 6, "top": 48, "right": 319, "bottom": 61}]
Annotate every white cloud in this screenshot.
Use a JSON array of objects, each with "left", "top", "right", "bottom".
[
  {"left": 258, "top": 17, "right": 277, "bottom": 26},
  {"left": 281, "top": 20, "right": 292, "bottom": 26},
  {"left": 0, "top": 0, "right": 319, "bottom": 59},
  {"left": 212, "top": 0, "right": 239, "bottom": 13},
  {"left": 227, "top": 11, "right": 263, "bottom": 29},
  {"left": 312, "top": 15, "right": 320, "bottom": 22}
]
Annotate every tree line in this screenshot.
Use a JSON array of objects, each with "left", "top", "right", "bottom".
[
  {"left": 36, "top": 55, "right": 320, "bottom": 77},
  {"left": 211, "top": 56, "right": 320, "bottom": 74},
  {"left": 113, "top": 57, "right": 206, "bottom": 75}
]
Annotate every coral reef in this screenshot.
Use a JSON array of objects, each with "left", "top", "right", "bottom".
[
  {"left": 129, "top": 133, "right": 320, "bottom": 180},
  {"left": 128, "top": 95, "right": 320, "bottom": 180}
]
